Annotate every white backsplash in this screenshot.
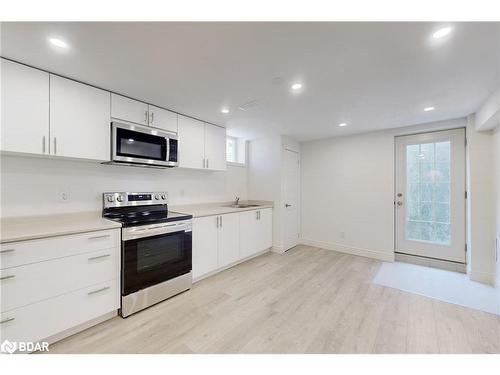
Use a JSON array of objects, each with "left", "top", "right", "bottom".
[{"left": 0, "top": 155, "right": 248, "bottom": 217}]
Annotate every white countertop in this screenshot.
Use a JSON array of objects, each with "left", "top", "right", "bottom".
[
  {"left": 170, "top": 200, "right": 274, "bottom": 218},
  {"left": 0, "top": 211, "right": 122, "bottom": 244}
]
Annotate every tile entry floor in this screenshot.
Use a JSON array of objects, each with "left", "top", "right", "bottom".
[{"left": 47, "top": 246, "right": 500, "bottom": 354}]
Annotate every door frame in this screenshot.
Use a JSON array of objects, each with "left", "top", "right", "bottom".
[{"left": 393, "top": 127, "right": 467, "bottom": 264}]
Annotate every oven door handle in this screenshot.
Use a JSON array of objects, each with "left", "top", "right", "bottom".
[{"left": 122, "top": 221, "right": 192, "bottom": 241}]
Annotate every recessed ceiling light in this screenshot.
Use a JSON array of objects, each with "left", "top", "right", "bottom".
[
  {"left": 424, "top": 106, "right": 435, "bottom": 112},
  {"left": 49, "top": 37, "right": 69, "bottom": 49},
  {"left": 291, "top": 83, "right": 303, "bottom": 91},
  {"left": 220, "top": 108, "right": 230, "bottom": 114},
  {"left": 338, "top": 123, "right": 347, "bottom": 127},
  {"left": 432, "top": 27, "right": 452, "bottom": 39}
]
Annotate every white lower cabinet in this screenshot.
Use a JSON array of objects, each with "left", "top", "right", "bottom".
[
  {"left": 193, "top": 209, "right": 272, "bottom": 280},
  {"left": 217, "top": 213, "right": 239, "bottom": 268},
  {"left": 239, "top": 208, "right": 273, "bottom": 259},
  {"left": 192, "top": 216, "right": 219, "bottom": 279},
  {"left": 0, "top": 229, "right": 120, "bottom": 346}
]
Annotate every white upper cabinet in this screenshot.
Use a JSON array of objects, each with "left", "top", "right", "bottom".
[
  {"left": 178, "top": 115, "right": 205, "bottom": 169},
  {"left": 148, "top": 105, "right": 177, "bottom": 133},
  {"left": 177, "top": 115, "right": 226, "bottom": 171},
  {"left": 50, "top": 75, "right": 111, "bottom": 161},
  {"left": 1, "top": 59, "right": 50, "bottom": 155},
  {"left": 204, "top": 124, "right": 227, "bottom": 171},
  {"left": 111, "top": 93, "right": 148, "bottom": 126}
]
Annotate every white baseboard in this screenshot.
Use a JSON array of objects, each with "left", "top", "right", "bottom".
[
  {"left": 469, "top": 269, "right": 496, "bottom": 286},
  {"left": 300, "top": 238, "right": 395, "bottom": 262}
]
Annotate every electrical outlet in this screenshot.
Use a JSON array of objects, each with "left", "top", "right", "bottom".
[{"left": 60, "top": 191, "right": 70, "bottom": 202}]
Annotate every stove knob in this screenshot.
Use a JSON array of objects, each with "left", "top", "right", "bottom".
[
  {"left": 106, "top": 195, "right": 115, "bottom": 203},
  {"left": 116, "top": 195, "right": 124, "bottom": 202},
  {"left": 161, "top": 194, "right": 166, "bottom": 200},
  {"left": 155, "top": 194, "right": 160, "bottom": 200}
]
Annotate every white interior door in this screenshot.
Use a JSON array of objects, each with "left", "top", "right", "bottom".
[
  {"left": 395, "top": 128, "right": 466, "bottom": 263},
  {"left": 283, "top": 149, "right": 300, "bottom": 251}
]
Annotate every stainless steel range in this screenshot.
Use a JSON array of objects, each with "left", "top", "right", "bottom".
[{"left": 102, "top": 192, "right": 192, "bottom": 317}]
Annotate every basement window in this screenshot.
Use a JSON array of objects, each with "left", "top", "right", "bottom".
[{"left": 226, "top": 136, "right": 246, "bottom": 166}]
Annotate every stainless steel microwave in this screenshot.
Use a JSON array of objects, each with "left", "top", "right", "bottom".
[{"left": 110, "top": 122, "right": 178, "bottom": 168}]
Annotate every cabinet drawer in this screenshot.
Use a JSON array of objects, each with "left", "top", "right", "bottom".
[
  {"left": 0, "top": 229, "right": 120, "bottom": 269},
  {"left": 1, "top": 247, "right": 119, "bottom": 313},
  {"left": 0, "top": 279, "right": 119, "bottom": 344}
]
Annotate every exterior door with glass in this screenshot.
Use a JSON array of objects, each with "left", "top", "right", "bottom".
[{"left": 395, "top": 128, "right": 466, "bottom": 263}]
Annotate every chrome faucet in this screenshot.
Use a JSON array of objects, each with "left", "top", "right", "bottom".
[{"left": 234, "top": 196, "right": 240, "bottom": 205}]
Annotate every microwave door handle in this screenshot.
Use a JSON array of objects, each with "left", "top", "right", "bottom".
[{"left": 166, "top": 138, "right": 170, "bottom": 163}]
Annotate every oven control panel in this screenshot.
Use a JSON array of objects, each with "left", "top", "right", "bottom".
[{"left": 103, "top": 192, "right": 168, "bottom": 208}]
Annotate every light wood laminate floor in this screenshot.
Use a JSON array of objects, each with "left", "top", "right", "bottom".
[{"left": 48, "top": 246, "right": 500, "bottom": 354}]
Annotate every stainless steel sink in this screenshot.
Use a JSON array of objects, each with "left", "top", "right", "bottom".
[{"left": 224, "top": 204, "right": 261, "bottom": 208}]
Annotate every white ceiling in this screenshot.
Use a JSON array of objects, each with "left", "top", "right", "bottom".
[{"left": 1, "top": 22, "right": 499, "bottom": 141}]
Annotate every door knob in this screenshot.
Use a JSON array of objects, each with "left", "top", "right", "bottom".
[
  {"left": 285, "top": 204, "right": 292, "bottom": 208},
  {"left": 396, "top": 201, "right": 403, "bottom": 206}
]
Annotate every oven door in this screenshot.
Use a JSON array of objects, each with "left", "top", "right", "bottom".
[
  {"left": 122, "top": 220, "right": 192, "bottom": 296},
  {"left": 111, "top": 122, "right": 177, "bottom": 167}
]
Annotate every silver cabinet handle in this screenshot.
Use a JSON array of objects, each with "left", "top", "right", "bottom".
[
  {"left": 88, "top": 234, "right": 111, "bottom": 240},
  {"left": 150, "top": 111, "right": 154, "bottom": 124},
  {"left": 256, "top": 211, "right": 259, "bottom": 220},
  {"left": 0, "top": 275, "right": 15, "bottom": 281},
  {"left": 206, "top": 158, "right": 209, "bottom": 169},
  {"left": 220, "top": 215, "right": 223, "bottom": 228},
  {"left": 145, "top": 110, "right": 149, "bottom": 124},
  {"left": 88, "top": 286, "right": 110, "bottom": 295},
  {"left": 53, "top": 137, "right": 57, "bottom": 154},
  {"left": 88, "top": 254, "right": 110, "bottom": 261},
  {"left": 42, "top": 136, "right": 46, "bottom": 153},
  {"left": 0, "top": 248, "right": 15, "bottom": 254},
  {"left": 258, "top": 211, "right": 261, "bottom": 220},
  {"left": 0, "top": 317, "right": 15, "bottom": 324}
]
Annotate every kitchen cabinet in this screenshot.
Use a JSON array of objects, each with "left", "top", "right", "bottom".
[
  {"left": 192, "top": 213, "right": 240, "bottom": 279},
  {"left": 192, "top": 215, "right": 219, "bottom": 279},
  {"left": 192, "top": 209, "right": 272, "bottom": 281},
  {"left": 1, "top": 59, "right": 50, "bottom": 155},
  {"left": 111, "top": 93, "right": 149, "bottom": 126},
  {"left": 0, "top": 229, "right": 120, "bottom": 347},
  {"left": 50, "top": 75, "right": 111, "bottom": 161},
  {"left": 178, "top": 115, "right": 205, "bottom": 169},
  {"left": 148, "top": 105, "right": 178, "bottom": 133},
  {"left": 204, "top": 124, "right": 227, "bottom": 171},
  {"left": 111, "top": 95, "right": 178, "bottom": 133},
  {"left": 178, "top": 115, "right": 226, "bottom": 171},
  {"left": 217, "top": 213, "right": 240, "bottom": 268},
  {"left": 239, "top": 208, "right": 273, "bottom": 259}
]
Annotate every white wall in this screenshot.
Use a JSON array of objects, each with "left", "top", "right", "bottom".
[
  {"left": 301, "top": 118, "right": 477, "bottom": 263},
  {"left": 0, "top": 155, "right": 248, "bottom": 217},
  {"left": 465, "top": 116, "right": 496, "bottom": 284},
  {"left": 493, "top": 127, "right": 500, "bottom": 287},
  {"left": 247, "top": 135, "right": 300, "bottom": 253},
  {"left": 476, "top": 86, "right": 500, "bottom": 131},
  {"left": 247, "top": 135, "right": 283, "bottom": 251}
]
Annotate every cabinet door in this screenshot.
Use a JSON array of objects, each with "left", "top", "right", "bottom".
[
  {"left": 239, "top": 210, "right": 260, "bottom": 259},
  {"left": 178, "top": 115, "right": 205, "bottom": 169},
  {"left": 149, "top": 105, "right": 178, "bottom": 133},
  {"left": 192, "top": 216, "right": 219, "bottom": 279},
  {"left": 111, "top": 93, "right": 148, "bottom": 126},
  {"left": 50, "top": 75, "right": 111, "bottom": 161},
  {"left": 204, "top": 124, "right": 227, "bottom": 171},
  {"left": 218, "top": 213, "right": 240, "bottom": 268},
  {"left": 1, "top": 59, "right": 49, "bottom": 154},
  {"left": 257, "top": 209, "right": 273, "bottom": 251}
]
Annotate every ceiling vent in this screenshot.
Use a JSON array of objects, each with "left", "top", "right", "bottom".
[{"left": 238, "top": 100, "right": 260, "bottom": 111}]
